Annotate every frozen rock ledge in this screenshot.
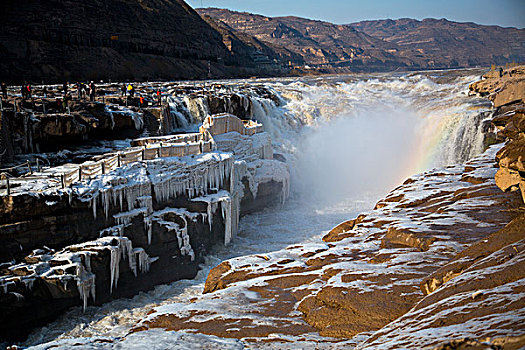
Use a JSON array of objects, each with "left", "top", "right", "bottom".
[{"left": 0, "top": 114, "right": 290, "bottom": 341}]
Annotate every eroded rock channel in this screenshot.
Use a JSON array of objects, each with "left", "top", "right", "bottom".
[
  {"left": 2, "top": 68, "right": 524, "bottom": 349},
  {"left": 0, "top": 83, "right": 289, "bottom": 341}
]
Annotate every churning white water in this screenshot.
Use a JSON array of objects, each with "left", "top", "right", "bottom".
[{"left": 21, "top": 69, "right": 492, "bottom": 349}]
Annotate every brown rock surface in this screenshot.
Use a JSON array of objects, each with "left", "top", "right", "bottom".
[
  {"left": 352, "top": 18, "right": 525, "bottom": 70},
  {"left": 469, "top": 66, "right": 525, "bottom": 108},
  {"left": 197, "top": 8, "right": 415, "bottom": 72},
  {"left": 421, "top": 213, "right": 525, "bottom": 295},
  {"left": 133, "top": 145, "right": 524, "bottom": 342},
  {"left": 200, "top": 9, "right": 525, "bottom": 72},
  {"left": 470, "top": 66, "right": 525, "bottom": 204},
  {"left": 431, "top": 336, "right": 525, "bottom": 350},
  {"left": 359, "top": 214, "right": 525, "bottom": 349}
]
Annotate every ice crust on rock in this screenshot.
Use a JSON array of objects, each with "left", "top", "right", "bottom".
[
  {"left": 152, "top": 208, "right": 197, "bottom": 261},
  {"left": 1, "top": 113, "right": 291, "bottom": 318},
  {"left": 192, "top": 191, "right": 237, "bottom": 245},
  {"left": 105, "top": 105, "right": 144, "bottom": 130},
  {"left": 136, "top": 144, "right": 523, "bottom": 345},
  {"left": 246, "top": 159, "right": 290, "bottom": 203},
  {"left": 0, "top": 236, "right": 153, "bottom": 311}
]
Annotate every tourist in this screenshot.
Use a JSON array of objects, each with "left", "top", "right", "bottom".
[
  {"left": 156, "top": 89, "right": 162, "bottom": 105},
  {"left": 42, "top": 86, "right": 48, "bottom": 98},
  {"left": 26, "top": 83, "right": 32, "bottom": 99},
  {"left": 89, "top": 81, "right": 96, "bottom": 101},
  {"left": 21, "top": 83, "right": 26, "bottom": 99},
  {"left": 1, "top": 82, "right": 7, "bottom": 99},
  {"left": 121, "top": 84, "right": 126, "bottom": 96},
  {"left": 63, "top": 82, "right": 68, "bottom": 95},
  {"left": 62, "top": 92, "right": 71, "bottom": 111},
  {"left": 76, "top": 82, "right": 83, "bottom": 100},
  {"left": 127, "top": 84, "right": 135, "bottom": 98}
]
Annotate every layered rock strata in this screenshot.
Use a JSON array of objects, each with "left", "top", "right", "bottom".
[
  {"left": 0, "top": 114, "right": 289, "bottom": 341},
  {"left": 0, "top": 0, "right": 281, "bottom": 83},
  {"left": 0, "top": 83, "right": 280, "bottom": 166},
  {"left": 470, "top": 65, "right": 525, "bottom": 205}
]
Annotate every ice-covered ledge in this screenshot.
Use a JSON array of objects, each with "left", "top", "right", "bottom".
[{"left": 0, "top": 115, "right": 290, "bottom": 341}]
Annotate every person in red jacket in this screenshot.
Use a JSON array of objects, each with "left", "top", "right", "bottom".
[{"left": 156, "top": 89, "right": 162, "bottom": 106}]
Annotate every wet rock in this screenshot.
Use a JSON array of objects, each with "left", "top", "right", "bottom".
[
  {"left": 381, "top": 227, "right": 436, "bottom": 251},
  {"left": 469, "top": 66, "right": 525, "bottom": 108},
  {"left": 421, "top": 213, "right": 525, "bottom": 295},
  {"left": 322, "top": 218, "right": 361, "bottom": 242},
  {"left": 133, "top": 145, "right": 524, "bottom": 342},
  {"left": 360, "top": 215, "right": 525, "bottom": 349},
  {"left": 431, "top": 336, "right": 525, "bottom": 350},
  {"left": 471, "top": 66, "right": 525, "bottom": 204}
]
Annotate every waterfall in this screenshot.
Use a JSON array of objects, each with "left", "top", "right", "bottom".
[
  {"left": 20, "top": 70, "right": 496, "bottom": 349},
  {"left": 240, "top": 71, "right": 492, "bottom": 202},
  {"left": 158, "top": 96, "right": 210, "bottom": 134}
]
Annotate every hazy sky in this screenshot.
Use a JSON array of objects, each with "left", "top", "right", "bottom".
[{"left": 187, "top": 0, "right": 525, "bottom": 28}]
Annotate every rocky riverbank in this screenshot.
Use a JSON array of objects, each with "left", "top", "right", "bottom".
[
  {"left": 127, "top": 67, "right": 525, "bottom": 348},
  {"left": 0, "top": 98, "right": 290, "bottom": 341},
  {"left": 469, "top": 65, "right": 525, "bottom": 205},
  {"left": 0, "top": 82, "right": 278, "bottom": 167}
]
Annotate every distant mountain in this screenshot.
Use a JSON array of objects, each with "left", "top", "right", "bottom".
[
  {"left": 352, "top": 18, "right": 525, "bottom": 68},
  {"left": 2, "top": 2, "right": 523, "bottom": 83},
  {"left": 199, "top": 8, "right": 525, "bottom": 72},
  {"left": 197, "top": 8, "right": 416, "bottom": 72}
]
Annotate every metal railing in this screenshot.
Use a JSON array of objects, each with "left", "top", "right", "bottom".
[{"left": 0, "top": 139, "right": 214, "bottom": 195}]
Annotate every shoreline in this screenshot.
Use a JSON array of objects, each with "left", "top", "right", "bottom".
[
  {"left": 4, "top": 67, "right": 524, "bottom": 348},
  {"left": 128, "top": 66, "right": 525, "bottom": 348}
]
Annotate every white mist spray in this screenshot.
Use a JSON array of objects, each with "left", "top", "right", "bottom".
[{"left": 295, "top": 106, "right": 422, "bottom": 204}]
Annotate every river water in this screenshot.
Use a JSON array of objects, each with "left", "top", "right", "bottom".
[{"left": 21, "top": 69, "right": 491, "bottom": 348}]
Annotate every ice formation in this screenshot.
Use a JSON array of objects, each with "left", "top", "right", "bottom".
[
  {"left": 152, "top": 208, "right": 196, "bottom": 261},
  {"left": 192, "top": 191, "right": 237, "bottom": 245},
  {"left": 2, "top": 106, "right": 291, "bottom": 316},
  {"left": 0, "top": 235, "right": 153, "bottom": 311},
  {"left": 105, "top": 105, "right": 144, "bottom": 130}
]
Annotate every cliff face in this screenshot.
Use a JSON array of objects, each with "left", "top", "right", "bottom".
[
  {"left": 198, "top": 14, "right": 303, "bottom": 69},
  {"left": 198, "top": 8, "right": 414, "bottom": 72},
  {"left": 199, "top": 8, "right": 525, "bottom": 72},
  {"left": 0, "top": 0, "right": 264, "bottom": 82},
  {"left": 470, "top": 65, "right": 525, "bottom": 205}
]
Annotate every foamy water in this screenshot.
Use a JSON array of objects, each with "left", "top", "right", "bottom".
[{"left": 21, "top": 69, "right": 491, "bottom": 348}]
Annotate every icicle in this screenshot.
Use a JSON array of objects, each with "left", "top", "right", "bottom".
[
  {"left": 118, "top": 189, "right": 123, "bottom": 211},
  {"left": 109, "top": 245, "right": 120, "bottom": 292},
  {"left": 144, "top": 217, "right": 153, "bottom": 244},
  {"left": 177, "top": 214, "right": 195, "bottom": 261},
  {"left": 131, "top": 112, "right": 144, "bottom": 130},
  {"left": 102, "top": 190, "right": 108, "bottom": 219},
  {"left": 91, "top": 194, "right": 97, "bottom": 219},
  {"left": 220, "top": 196, "right": 232, "bottom": 245},
  {"left": 134, "top": 248, "right": 151, "bottom": 273},
  {"left": 206, "top": 201, "right": 216, "bottom": 230},
  {"left": 22, "top": 278, "right": 35, "bottom": 291},
  {"left": 75, "top": 253, "right": 96, "bottom": 311}
]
